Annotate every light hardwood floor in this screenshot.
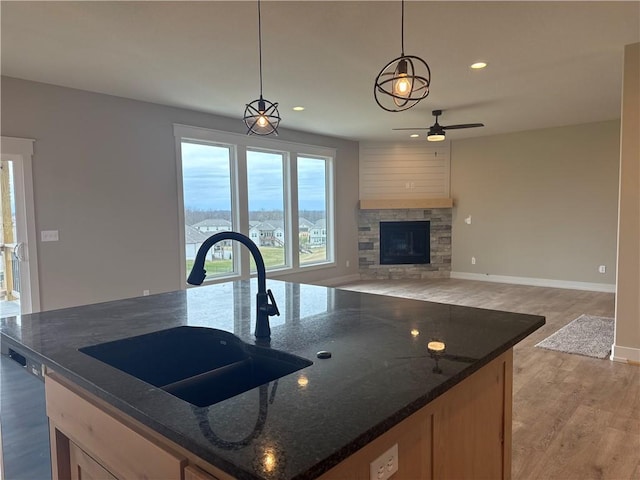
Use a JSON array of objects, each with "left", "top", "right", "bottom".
[{"left": 338, "top": 278, "right": 639, "bottom": 480}]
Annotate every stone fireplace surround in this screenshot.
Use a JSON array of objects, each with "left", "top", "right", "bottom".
[{"left": 358, "top": 208, "right": 452, "bottom": 279}]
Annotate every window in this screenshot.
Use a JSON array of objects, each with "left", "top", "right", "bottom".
[
  {"left": 297, "top": 156, "right": 330, "bottom": 265},
  {"left": 180, "top": 141, "right": 235, "bottom": 279},
  {"left": 175, "top": 126, "right": 335, "bottom": 283},
  {"left": 247, "top": 149, "right": 286, "bottom": 271}
]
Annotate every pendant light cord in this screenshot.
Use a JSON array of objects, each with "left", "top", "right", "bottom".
[
  {"left": 400, "top": 0, "right": 405, "bottom": 56},
  {"left": 258, "top": 0, "right": 264, "bottom": 97}
]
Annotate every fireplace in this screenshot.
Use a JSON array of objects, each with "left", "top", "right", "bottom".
[
  {"left": 358, "top": 208, "right": 450, "bottom": 279},
  {"left": 379, "top": 221, "right": 430, "bottom": 265}
]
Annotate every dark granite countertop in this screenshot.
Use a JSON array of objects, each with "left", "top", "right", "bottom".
[{"left": 0, "top": 280, "right": 544, "bottom": 479}]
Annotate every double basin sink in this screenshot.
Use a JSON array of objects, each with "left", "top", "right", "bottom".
[{"left": 79, "top": 326, "right": 312, "bottom": 407}]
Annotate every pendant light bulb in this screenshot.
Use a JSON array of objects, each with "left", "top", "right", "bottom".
[
  {"left": 394, "top": 75, "right": 411, "bottom": 95},
  {"left": 393, "top": 60, "right": 412, "bottom": 97},
  {"left": 256, "top": 99, "right": 268, "bottom": 127}
]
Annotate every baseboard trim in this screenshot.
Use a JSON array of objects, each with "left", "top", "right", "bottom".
[
  {"left": 450, "top": 272, "right": 616, "bottom": 293},
  {"left": 610, "top": 344, "right": 640, "bottom": 364}
]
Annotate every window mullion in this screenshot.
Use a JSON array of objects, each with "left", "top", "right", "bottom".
[
  {"left": 289, "top": 153, "right": 299, "bottom": 270},
  {"left": 235, "top": 146, "right": 250, "bottom": 280},
  {"left": 326, "top": 156, "right": 336, "bottom": 263}
]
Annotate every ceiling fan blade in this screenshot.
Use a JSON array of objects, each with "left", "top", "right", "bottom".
[
  {"left": 442, "top": 123, "right": 484, "bottom": 130},
  {"left": 392, "top": 127, "right": 430, "bottom": 131}
]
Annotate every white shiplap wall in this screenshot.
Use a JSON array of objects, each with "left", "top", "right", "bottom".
[{"left": 359, "top": 142, "right": 450, "bottom": 200}]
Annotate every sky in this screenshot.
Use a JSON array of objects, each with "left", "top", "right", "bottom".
[{"left": 181, "top": 142, "right": 327, "bottom": 211}]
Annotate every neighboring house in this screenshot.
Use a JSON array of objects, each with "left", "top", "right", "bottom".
[
  {"left": 298, "top": 217, "right": 315, "bottom": 245},
  {"left": 192, "top": 218, "right": 231, "bottom": 233},
  {"left": 192, "top": 219, "right": 232, "bottom": 247},
  {"left": 271, "top": 220, "right": 285, "bottom": 246},
  {"left": 248, "top": 224, "right": 260, "bottom": 245},
  {"left": 248, "top": 221, "right": 284, "bottom": 247},
  {"left": 184, "top": 225, "right": 211, "bottom": 260},
  {"left": 309, "top": 219, "right": 326, "bottom": 245}
]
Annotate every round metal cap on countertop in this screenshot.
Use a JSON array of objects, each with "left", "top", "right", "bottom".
[{"left": 316, "top": 351, "right": 332, "bottom": 359}]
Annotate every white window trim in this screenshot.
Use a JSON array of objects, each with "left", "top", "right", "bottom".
[{"left": 174, "top": 125, "right": 336, "bottom": 287}]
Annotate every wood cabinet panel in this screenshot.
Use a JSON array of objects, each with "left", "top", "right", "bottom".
[
  {"left": 49, "top": 424, "right": 72, "bottom": 480},
  {"left": 319, "top": 350, "right": 512, "bottom": 480},
  {"left": 432, "top": 350, "right": 512, "bottom": 480},
  {"left": 185, "top": 464, "right": 220, "bottom": 480},
  {"left": 69, "top": 440, "right": 118, "bottom": 480},
  {"left": 45, "top": 373, "right": 185, "bottom": 480},
  {"left": 319, "top": 405, "right": 429, "bottom": 480}
]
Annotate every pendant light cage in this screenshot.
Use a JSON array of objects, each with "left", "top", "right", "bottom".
[
  {"left": 243, "top": 0, "right": 281, "bottom": 135},
  {"left": 374, "top": 55, "right": 431, "bottom": 112},
  {"left": 244, "top": 96, "right": 281, "bottom": 136},
  {"left": 374, "top": 0, "right": 431, "bottom": 112}
]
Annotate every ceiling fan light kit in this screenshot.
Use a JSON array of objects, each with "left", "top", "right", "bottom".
[
  {"left": 243, "top": 0, "right": 281, "bottom": 136},
  {"left": 394, "top": 109, "right": 485, "bottom": 141},
  {"left": 374, "top": 0, "right": 431, "bottom": 112}
]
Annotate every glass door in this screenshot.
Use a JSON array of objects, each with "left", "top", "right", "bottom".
[{"left": 0, "top": 137, "right": 39, "bottom": 316}]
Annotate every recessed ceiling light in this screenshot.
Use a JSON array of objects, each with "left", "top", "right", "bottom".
[
  {"left": 410, "top": 134, "right": 420, "bottom": 138},
  {"left": 470, "top": 62, "right": 487, "bottom": 70},
  {"left": 292, "top": 106, "right": 305, "bottom": 111}
]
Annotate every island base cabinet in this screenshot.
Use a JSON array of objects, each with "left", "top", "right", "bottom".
[
  {"left": 45, "top": 349, "right": 511, "bottom": 480},
  {"left": 45, "top": 372, "right": 187, "bottom": 480},
  {"left": 320, "top": 350, "right": 513, "bottom": 480}
]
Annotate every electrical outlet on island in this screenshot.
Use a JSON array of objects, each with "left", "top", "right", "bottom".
[{"left": 370, "top": 443, "right": 398, "bottom": 480}]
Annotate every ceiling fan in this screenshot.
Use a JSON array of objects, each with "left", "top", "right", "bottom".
[{"left": 394, "top": 109, "right": 484, "bottom": 141}]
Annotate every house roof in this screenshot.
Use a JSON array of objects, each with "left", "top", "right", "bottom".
[
  {"left": 250, "top": 221, "right": 284, "bottom": 232},
  {"left": 1, "top": 2, "right": 638, "bottom": 142},
  {"left": 299, "top": 218, "right": 315, "bottom": 229},
  {"left": 185, "top": 225, "right": 210, "bottom": 244},
  {"left": 192, "top": 219, "right": 231, "bottom": 228}
]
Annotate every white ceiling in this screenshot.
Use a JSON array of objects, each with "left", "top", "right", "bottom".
[{"left": 2, "top": 1, "right": 639, "bottom": 142}]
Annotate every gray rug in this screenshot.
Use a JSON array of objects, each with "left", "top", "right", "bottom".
[{"left": 535, "top": 314, "right": 614, "bottom": 359}]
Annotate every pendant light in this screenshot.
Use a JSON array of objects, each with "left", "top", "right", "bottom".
[
  {"left": 374, "top": 0, "right": 431, "bottom": 112},
  {"left": 243, "top": 0, "right": 281, "bottom": 135}
]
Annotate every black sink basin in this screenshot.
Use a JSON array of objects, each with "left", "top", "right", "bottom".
[{"left": 80, "top": 326, "right": 312, "bottom": 407}]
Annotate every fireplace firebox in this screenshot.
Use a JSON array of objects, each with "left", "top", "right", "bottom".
[{"left": 379, "top": 221, "right": 430, "bottom": 265}]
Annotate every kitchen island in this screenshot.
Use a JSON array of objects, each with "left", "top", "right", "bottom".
[{"left": 1, "top": 280, "right": 544, "bottom": 479}]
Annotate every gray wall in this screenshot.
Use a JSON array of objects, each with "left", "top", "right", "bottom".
[
  {"left": 450, "top": 120, "right": 620, "bottom": 286},
  {"left": 1, "top": 77, "right": 360, "bottom": 311}
]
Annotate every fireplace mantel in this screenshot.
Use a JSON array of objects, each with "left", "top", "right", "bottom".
[{"left": 359, "top": 198, "right": 453, "bottom": 210}]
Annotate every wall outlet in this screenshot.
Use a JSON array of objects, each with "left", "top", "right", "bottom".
[
  {"left": 346, "top": 260, "right": 350, "bottom": 268},
  {"left": 143, "top": 289, "right": 150, "bottom": 296},
  {"left": 598, "top": 265, "right": 606, "bottom": 274},
  {"left": 471, "top": 256, "right": 476, "bottom": 265},
  {"left": 370, "top": 443, "right": 398, "bottom": 480}
]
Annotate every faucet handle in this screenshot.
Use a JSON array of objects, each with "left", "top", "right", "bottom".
[{"left": 266, "top": 289, "right": 280, "bottom": 317}]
